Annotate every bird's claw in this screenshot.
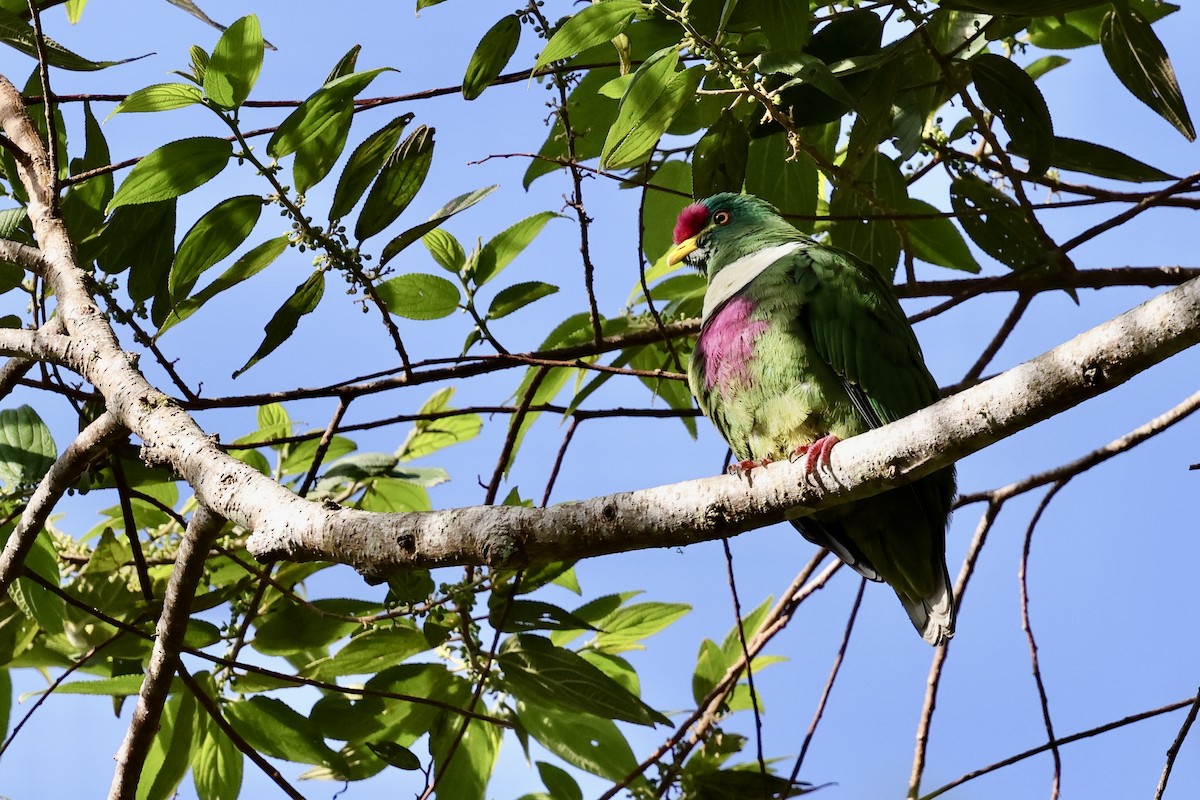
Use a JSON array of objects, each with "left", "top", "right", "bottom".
[
  {"left": 728, "top": 457, "right": 772, "bottom": 477},
  {"left": 793, "top": 434, "right": 840, "bottom": 483}
]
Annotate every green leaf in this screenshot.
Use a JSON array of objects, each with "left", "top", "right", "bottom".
[
  {"left": 0, "top": 8, "right": 133, "bottom": 71},
  {"left": 0, "top": 405, "right": 55, "bottom": 488},
  {"left": 366, "top": 741, "right": 422, "bottom": 770},
  {"left": 498, "top": 634, "right": 666, "bottom": 727},
  {"left": 9, "top": 532, "right": 64, "bottom": 635},
  {"left": 376, "top": 273, "right": 460, "bottom": 320},
  {"left": 157, "top": 235, "right": 289, "bottom": 336},
  {"left": 692, "top": 638, "right": 726, "bottom": 704},
  {"left": 692, "top": 110, "right": 749, "bottom": 199},
  {"left": 310, "top": 626, "right": 429, "bottom": 679},
  {"left": 475, "top": 211, "right": 558, "bottom": 285},
  {"left": 524, "top": 67, "right": 619, "bottom": 188},
  {"left": 169, "top": 195, "right": 263, "bottom": 300},
  {"left": 463, "top": 15, "right": 521, "bottom": 100},
  {"left": 487, "top": 281, "right": 559, "bottom": 320},
  {"left": 428, "top": 713, "right": 502, "bottom": 800},
  {"left": 293, "top": 103, "right": 353, "bottom": 195},
  {"left": 234, "top": 271, "right": 325, "bottom": 377},
  {"left": 518, "top": 699, "right": 645, "bottom": 784},
  {"left": 1026, "top": 55, "right": 1070, "bottom": 82},
  {"left": 538, "top": 761, "right": 583, "bottom": 800},
  {"left": 203, "top": 14, "right": 264, "bottom": 109},
  {"left": 1034, "top": 136, "right": 1177, "bottom": 183},
  {"left": 193, "top": 713, "right": 243, "bottom": 800},
  {"left": 107, "top": 137, "right": 232, "bottom": 213},
  {"left": 253, "top": 599, "right": 378, "bottom": 656},
  {"left": 1100, "top": 6, "right": 1195, "bottom": 141},
  {"left": 422, "top": 228, "right": 466, "bottom": 272},
  {"left": 379, "top": 185, "right": 497, "bottom": 267},
  {"left": 53, "top": 674, "right": 173, "bottom": 695},
  {"left": 94, "top": 201, "right": 176, "bottom": 295},
  {"left": 971, "top": 54, "right": 1055, "bottom": 176},
  {"left": 137, "top": 692, "right": 196, "bottom": 800},
  {"left": 225, "top": 696, "right": 344, "bottom": 768},
  {"left": 495, "top": 600, "right": 597, "bottom": 634},
  {"left": 755, "top": 0, "right": 811, "bottom": 52},
  {"left": 109, "top": 83, "right": 203, "bottom": 118},
  {"left": 329, "top": 113, "right": 414, "bottom": 222},
  {"left": 950, "top": 174, "right": 1047, "bottom": 271},
  {"left": 601, "top": 48, "right": 705, "bottom": 170},
  {"left": 593, "top": 602, "right": 691, "bottom": 655},
  {"left": 830, "top": 151, "right": 905, "bottom": 276},
  {"left": 355, "top": 125, "right": 435, "bottom": 241},
  {"left": 268, "top": 67, "right": 395, "bottom": 159},
  {"left": 744, "top": 134, "right": 818, "bottom": 233},
  {"left": 533, "top": 0, "right": 642, "bottom": 71},
  {"left": 398, "top": 387, "right": 482, "bottom": 461},
  {"left": 642, "top": 159, "right": 692, "bottom": 264},
  {"left": 900, "top": 198, "right": 982, "bottom": 273}
]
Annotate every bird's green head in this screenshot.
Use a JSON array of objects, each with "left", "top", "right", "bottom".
[{"left": 667, "top": 193, "right": 800, "bottom": 275}]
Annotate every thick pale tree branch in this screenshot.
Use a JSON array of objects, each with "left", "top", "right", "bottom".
[
  {"left": 248, "top": 275, "right": 1200, "bottom": 578},
  {"left": 109, "top": 505, "right": 225, "bottom": 800}
]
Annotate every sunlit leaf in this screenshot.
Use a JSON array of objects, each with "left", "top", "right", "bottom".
[
  {"left": 225, "top": 696, "right": 345, "bottom": 768},
  {"left": 169, "top": 194, "right": 263, "bottom": 300},
  {"left": 487, "top": 281, "right": 559, "bottom": 320},
  {"left": 355, "top": 125, "right": 435, "bottom": 241},
  {"left": 463, "top": 15, "right": 521, "bottom": 100},
  {"left": 601, "top": 48, "right": 704, "bottom": 170},
  {"left": 107, "top": 137, "right": 232, "bottom": 212},
  {"left": 157, "top": 235, "right": 289, "bottom": 336},
  {"left": 899, "top": 198, "right": 982, "bottom": 273},
  {"left": 474, "top": 211, "right": 558, "bottom": 285},
  {"left": 0, "top": 405, "right": 55, "bottom": 488},
  {"left": 268, "top": 67, "right": 395, "bottom": 159},
  {"left": 533, "top": 0, "right": 642, "bottom": 71},
  {"left": 1100, "top": 5, "right": 1195, "bottom": 140},
  {"left": 203, "top": 14, "right": 264, "bottom": 109},
  {"left": 108, "top": 83, "right": 203, "bottom": 118},
  {"left": 376, "top": 272, "right": 460, "bottom": 320},
  {"left": 379, "top": 184, "right": 497, "bottom": 267},
  {"left": 234, "top": 271, "right": 324, "bottom": 377},
  {"left": 329, "top": 114, "right": 414, "bottom": 222}
]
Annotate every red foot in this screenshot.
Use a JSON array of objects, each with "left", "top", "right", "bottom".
[
  {"left": 792, "top": 434, "right": 840, "bottom": 478},
  {"left": 728, "top": 457, "right": 772, "bottom": 476}
]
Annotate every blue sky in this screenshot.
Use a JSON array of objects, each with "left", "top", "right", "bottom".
[{"left": 2, "top": 1, "right": 1199, "bottom": 798}]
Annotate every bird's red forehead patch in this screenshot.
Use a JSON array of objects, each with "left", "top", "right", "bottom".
[{"left": 673, "top": 203, "right": 709, "bottom": 244}]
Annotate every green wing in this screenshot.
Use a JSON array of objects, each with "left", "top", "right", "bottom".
[{"left": 796, "top": 245, "right": 941, "bottom": 428}]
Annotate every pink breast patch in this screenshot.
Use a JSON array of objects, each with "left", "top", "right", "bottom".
[{"left": 698, "top": 296, "right": 768, "bottom": 392}]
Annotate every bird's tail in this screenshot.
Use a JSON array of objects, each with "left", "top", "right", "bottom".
[{"left": 897, "top": 564, "right": 955, "bottom": 646}]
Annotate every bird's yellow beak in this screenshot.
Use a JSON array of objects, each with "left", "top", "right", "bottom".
[{"left": 667, "top": 235, "right": 699, "bottom": 266}]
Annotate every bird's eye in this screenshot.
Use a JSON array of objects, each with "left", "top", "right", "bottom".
[{"left": 713, "top": 210, "right": 731, "bottom": 226}]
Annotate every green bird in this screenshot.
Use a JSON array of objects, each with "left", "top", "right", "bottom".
[{"left": 669, "top": 193, "right": 957, "bottom": 645}]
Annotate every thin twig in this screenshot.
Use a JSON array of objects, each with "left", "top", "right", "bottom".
[
  {"left": 1020, "top": 483, "right": 1068, "bottom": 800},
  {"left": 175, "top": 664, "right": 307, "bottom": 800},
  {"left": 920, "top": 694, "right": 1200, "bottom": 800},
  {"left": 720, "top": 538, "right": 769, "bottom": 797},
  {"left": 109, "top": 453, "right": 155, "bottom": 601},
  {"left": 297, "top": 395, "right": 351, "bottom": 497},
  {"left": 788, "top": 578, "right": 866, "bottom": 786},
  {"left": 1153, "top": 688, "right": 1200, "bottom": 800},
  {"left": 909, "top": 500, "right": 1002, "bottom": 799}
]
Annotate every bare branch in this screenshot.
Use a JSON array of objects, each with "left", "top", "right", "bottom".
[
  {"left": 0, "top": 411, "right": 126, "bottom": 595},
  {"left": 109, "top": 506, "right": 225, "bottom": 800}
]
